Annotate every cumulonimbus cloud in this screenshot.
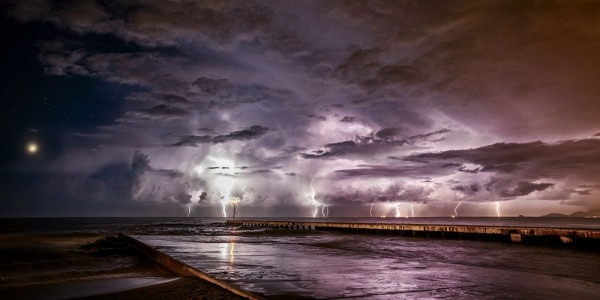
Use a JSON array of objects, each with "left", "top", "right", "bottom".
[{"left": 2, "top": 0, "right": 600, "bottom": 216}]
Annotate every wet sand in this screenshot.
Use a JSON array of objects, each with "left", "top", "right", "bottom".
[
  {"left": 0, "top": 233, "right": 243, "bottom": 299},
  {"left": 1, "top": 277, "right": 179, "bottom": 300},
  {"left": 84, "top": 277, "right": 245, "bottom": 300}
]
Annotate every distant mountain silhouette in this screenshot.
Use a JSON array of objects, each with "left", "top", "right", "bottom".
[{"left": 541, "top": 208, "right": 600, "bottom": 218}]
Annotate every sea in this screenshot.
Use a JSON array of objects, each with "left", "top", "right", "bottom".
[{"left": 2, "top": 217, "right": 600, "bottom": 299}]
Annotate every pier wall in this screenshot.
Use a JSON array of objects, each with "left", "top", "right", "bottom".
[
  {"left": 118, "top": 233, "right": 263, "bottom": 300},
  {"left": 226, "top": 220, "right": 600, "bottom": 248}
]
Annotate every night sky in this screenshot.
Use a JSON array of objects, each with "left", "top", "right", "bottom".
[{"left": 1, "top": 0, "right": 599, "bottom": 217}]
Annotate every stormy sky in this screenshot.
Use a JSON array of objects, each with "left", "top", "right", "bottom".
[{"left": 1, "top": 0, "right": 599, "bottom": 217}]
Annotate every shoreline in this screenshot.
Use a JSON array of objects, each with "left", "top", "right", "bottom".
[{"left": 0, "top": 233, "right": 248, "bottom": 299}]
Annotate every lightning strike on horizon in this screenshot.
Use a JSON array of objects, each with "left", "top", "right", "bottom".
[
  {"left": 306, "top": 179, "right": 322, "bottom": 218},
  {"left": 394, "top": 204, "right": 400, "bottom": 218},
  {"left": 369, "top": 203, "right": 374, "bottom": 217},
  {"left": 231, "top": 197, "right": 239, "bottom": 218},
  {"left": 496, "top": 201, "right": 501, "bottom": 217},
  {"left": 207, "top": 156, "right": 236, "bottom": 218},
  {"left": 410, "top": 204, "right": 415, "bottom": 217},
  {"left": 454, "top": 201, "right": 462, "bottom": 217},
  {"left": 187, "top": 205, "right": 191, "bottom": 217}
]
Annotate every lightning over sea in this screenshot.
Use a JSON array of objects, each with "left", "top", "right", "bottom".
[{"left": 4, "top": 1, "right": 600, "bottom": 299}]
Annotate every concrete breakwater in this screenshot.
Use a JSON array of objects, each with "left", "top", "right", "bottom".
[
  {"left": 227, "top": 219, "right": 600, "bottom": 248},
  {"left": 118, "top": 233, "right": 263, "bottom": 300}
]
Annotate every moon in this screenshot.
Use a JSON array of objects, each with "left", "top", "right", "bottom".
[{"left": 27, "top": 142, "right": 38, "bottom": 154}]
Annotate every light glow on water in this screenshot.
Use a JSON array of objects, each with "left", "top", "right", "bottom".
[{"left": 135, "top": 217, "right": 600, "bottom": 299}]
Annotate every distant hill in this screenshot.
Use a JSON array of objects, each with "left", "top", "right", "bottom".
[{"left": 541, "top": 208, "right": 600, "bottom": 218}]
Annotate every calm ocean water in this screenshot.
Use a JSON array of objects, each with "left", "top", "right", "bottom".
[{"left": 2, "top": 217, "right": 600, "bottom": 299}]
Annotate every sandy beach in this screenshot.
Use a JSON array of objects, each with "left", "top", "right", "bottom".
[{"left": 84, "top": 277, "right": 244, "bottom": 300}]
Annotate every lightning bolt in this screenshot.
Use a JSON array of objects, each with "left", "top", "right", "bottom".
[
  {"left": 394, "top": 204, "right": 400, "bottom": 218},
  {"left": 231, "top": 197, "right": 238, "bottom": 218},
  {"left": 410, "top": 204, "right": 414, "bottom": 217},
  {"left": 187, "top": 205, "right": 191, "bottom": 217},
  {"left": 369, "top": 203, "right": 374, "bottom": 217},
  {"left": 495, "top": 201, "right": 501, "bottom": 217},
  {"left": 454, "top": 201, "right": 462, "bottom": 217},
  {"left": 306, "top": 179, "right": 322, "bottom": 218},
  {"left": 206, "top": 156, "right": 236, "bottom": 218},
  {"left": 311, "top": 182, "right": 318, "bottom": 218}
]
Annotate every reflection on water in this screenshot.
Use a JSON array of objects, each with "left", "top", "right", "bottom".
[
  {"left": 230, "top": 241, "right": 235, "bottom": 266},
  {"left": 219, "top": 239, "right": 236, "bottom": 272},
  {"left": 138, "top": 224, "right": 600, "bottom": 299}
]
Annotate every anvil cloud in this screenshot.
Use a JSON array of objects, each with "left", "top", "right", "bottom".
[{"left": 1, "top": 0, "right": 599, "bottom": 217}]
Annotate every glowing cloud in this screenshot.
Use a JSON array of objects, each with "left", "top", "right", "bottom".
[{"left": 206, "top": 156, "right": 237, "bottom": 218}]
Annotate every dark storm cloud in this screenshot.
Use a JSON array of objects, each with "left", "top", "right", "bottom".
[
  {"left": 402, "top": 139, "right": 600, "bottom": 200},
  {"left": 408, "top": 129, "right": 451, "bottom": 142},
  {"left": 212, "top": 125, "right": 269, "bottom": 142},
  {"left": 375, "top": 128, "right": 403, "bottom": 140},
  {"left": 451, "top": 184, "right": 480, "bottom": 196},
  {"left": 332, "top": 46, "right": 427, "bottom": 93},
  {"left": 35, "top": 42, "right": 198, "bottom": 104},
  {"left": 407, "top": 139, "right": 600, "bottom": 178},
  {"left": 128, "top": 151, "right": 194, "bottom": 205},
  {"left": 475, "top": 177, "right": 556, "bottom": 200},
  {"left": 457, "top": 165, "right": 480, "bottom": 174},
  {"left": 323, "top": 0, "right": 600, "bottom": 139},
  {"left": 123, "top": 76, "right": 294, "bottom": 115},
  {"left": 334, "top": 162, "right": 456, "bottom": 179},
  {"left": 128, "top": 151, "right": 196, "bottom": 204},
  {"left": 9, "top": 0, "right": 273, "bottom": 48},
  {"left": 198, "top": 191, "right": 208, "bottom": 202},
  {"left": 307, "top": 114, "right": 327, "bottom": 121},
  {"left": 332, "top": 47, "right": 384, "bottom": 78},
  {"left": 129, "top": 151, "right": 152, "bottom": 198},
  {"left": 0, "top": 151, "right": 193, "bottom": 216},
  {"left": 323, "top": 182, "right": 434, "bottom": 206},
  {"left": 226, "top": 169, "right": 277, "bottom": 177},
  {"left": 339, "top": 116, "right": 357, "bottom": 123},
  {"left": 172, "top": 125, "right": 269, "bottom": 147},
  {"left": 360, "top": 64, "right": 425, "bottom": 91},
  {"left": 3, "top": 0, "right": 600, "bottom": 216},
  {"left": 568, "top": 185, "right": 600, "bottom": 196},
  {"left": 158, "top": 94, "right": 190, "bottom": 104},
  {"left": 497, "top": 182, "right": 554, "bottom": 198},
  {"left": 303, "top": 129, "right": 450, "bottom": 159},
  {"left": 132, "top": 104, "right": 187, "bottom": 118},
  {"left": 250, "top": 169, "right": 272, "bottom": 174},
  {"left": 192, "top": 77, "right": 232, "bottom": 97}
]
